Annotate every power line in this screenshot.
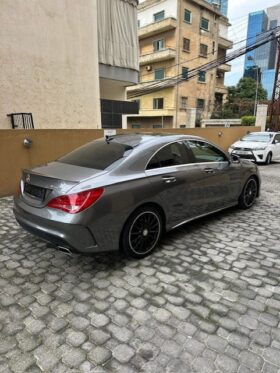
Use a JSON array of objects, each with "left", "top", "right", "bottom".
[{"left": 128, "top": 27, "right": 280, "bottom": 99}]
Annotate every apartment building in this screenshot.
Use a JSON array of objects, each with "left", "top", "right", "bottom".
[
  {"left": 127, "top": 0, "right": 232, "bottom": 129},
  {"left": 0, "top": 0, "right": 139, "bottom": 130}
]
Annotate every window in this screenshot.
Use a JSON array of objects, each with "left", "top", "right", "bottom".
[
  {"left": 58, "top": 141, "right": 133, "bottom": 170},
  {"left": 132, "top": 124, "right": 141, "bottom": 129},
  {"left": 183, "top": 38, "right": 190, "bottom": 52},
  {"left": 153, "top": 124, "right": 162, "bottom": 128},
  {"left": 198, "top": 71, "right": 206, "bottom": 83},
  {"left": 147, "top": 142, "right": 192, "bottom": 169},
  {"left": 184, "top": 9, "right": 192, "bottom": 23},
  {"left": 201, "top": 17, "right": 209, "bottom": 31},
  {"left": 180, "top": 97, "right": 188, "bottom": 109},
  {"left": 153, "top": 10, "right": 165, "bottom": 22},
  {"left": 182, "top": 67, "right": 189, "bottom": 79},
  {"left": 197, "top": 99, "right": 205, "bottom": 109},
  {"left": 155, "top": 68, "right": 165, "bottom": 80},
  {"left": 153, "top": 98, "right": 164, "bottom": 109},
  {"left": 274, "top": 134, "right": 280, "bottom": 142},
  {"left": 153, "top": 39, "right": 165, "bottom": 51},
  {"left": 200, "top": 44, "right": 208, "bottom": 57},
  {"left": 187, "top": 140, "right": 227, "bottom": 163}
]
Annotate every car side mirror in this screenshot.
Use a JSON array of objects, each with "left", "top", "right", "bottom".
[{"left": 231, "top": 154, "right": 240, "bottom": 164}]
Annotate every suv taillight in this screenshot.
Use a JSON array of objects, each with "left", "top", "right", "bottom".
[{"left": 47, "top": 188, "right": 104, "bottom": 214}]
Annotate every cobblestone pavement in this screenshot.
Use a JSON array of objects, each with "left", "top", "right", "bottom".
[{"left": 0, "top": 163, "right": 280, "bottom": 373}]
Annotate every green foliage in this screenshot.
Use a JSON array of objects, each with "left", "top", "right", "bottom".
[
  {"left": 241, "top": 116, "right": 256, "bottom": 126},
  {"left": 229, "top": 78, "right": 267, "bottom": 101}
]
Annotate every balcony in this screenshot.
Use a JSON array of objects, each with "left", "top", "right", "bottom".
[
  {"left": 218, "top": 36, "right": 233, "bottom": 50},
  {"left": 138, "top": 17, "right": 177, "bottom": 40},
  {"left": 215, "top": 85, "right": 228, "bottom": 95},
  {"left": 127, "top": 78, "right": 176, "bottom": 98},
  {"left": 217, "top": 63, "right": 231, "bottom": 73},
  {"left": 140, "top": 48, "right": 176, "bottom": 66}
]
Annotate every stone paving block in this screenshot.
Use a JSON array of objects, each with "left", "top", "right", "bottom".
[
  {"left": 112, "top": 344, "right": 135, "bottom": 363},
  {"left": 88, "top": 346, "right": 112, "bottom": 365},
  {"left": 239, "top": 350, "right": 264, "bottom": 371}
]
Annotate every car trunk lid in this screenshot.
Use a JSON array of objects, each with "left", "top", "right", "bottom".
[{"left": 21, "top": 161, "right": 107, "bottom": 207}]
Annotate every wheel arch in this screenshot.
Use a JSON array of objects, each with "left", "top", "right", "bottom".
[{"left": 119, "top": 201, "right": 166, "bottom": 251}]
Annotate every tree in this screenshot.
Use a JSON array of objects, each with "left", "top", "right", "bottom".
[
  {"left": 212, "top": 77, "right": 268, "bottom": 119},
  {"left": 231, "top": 77, "right": 267, "bottom": 101}
]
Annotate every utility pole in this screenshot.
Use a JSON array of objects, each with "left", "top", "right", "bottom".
[{"left": 269, "top": 40, "right": 280, "bottom": 131}]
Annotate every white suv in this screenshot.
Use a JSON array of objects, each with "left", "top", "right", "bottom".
[{"left": 229, "top": 132, "right": 280, "bottom": 164}]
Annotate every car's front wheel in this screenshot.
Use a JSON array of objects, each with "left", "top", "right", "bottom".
[
  {"left": 121, "top": 206, "right": 162, "bottom": 259},
  {"left": 265, "top": 152, "right": 272, "bottom": 165},
  {"left": 238, "top": 177, "right": 258, "bottom": 209}
]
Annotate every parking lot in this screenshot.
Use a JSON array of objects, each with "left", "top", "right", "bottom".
[{"left": 0, "top": 163, "right": 280, "bottom": 373}]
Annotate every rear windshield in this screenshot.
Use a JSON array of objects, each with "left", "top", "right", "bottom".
[{"left": 58, "top": 141, "right": 132, "bottom": 170}]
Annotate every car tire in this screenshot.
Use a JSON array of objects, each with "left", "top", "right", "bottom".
[
  {"left": 121, "top": 206, "right": 162, "bottom": 259},
  {"left": 238, "top": 177, "right": 258, "bottom": 209},
  {"left": 265, "top": 152, "right": 272, "bottom": 165}
]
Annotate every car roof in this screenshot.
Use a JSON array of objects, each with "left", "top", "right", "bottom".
[
  {"left": 246, "top": 132, "right": 279, "bottom": 135},
  {"left": 107, "top": 133, "right": 204, "bottom": 148}
]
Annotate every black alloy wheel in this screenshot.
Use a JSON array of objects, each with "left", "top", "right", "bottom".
[
  {"left": 238, "top": 177, "right": 258, "bottom": 209},
  {"left": 122, "top": 207, "right": 162, "bottom": 259}
]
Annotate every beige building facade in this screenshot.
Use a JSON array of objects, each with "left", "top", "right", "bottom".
[
  {"left": 0, "top": 0, "right": 139, "bottom": 130},
  {"left": 127, "top": 0, "right": 232, "bottom": 129}
]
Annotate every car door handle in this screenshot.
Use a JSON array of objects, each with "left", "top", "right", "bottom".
[
  {"left": 162, "top": 176, "right": 176, "bottom": 183},
  {"left": 204, "top": 168, "right": 215, "bottom": 174}
]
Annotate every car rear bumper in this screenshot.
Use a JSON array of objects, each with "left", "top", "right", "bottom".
[{"left": 13, "top": 202, "right": 106, "bottom": 254}]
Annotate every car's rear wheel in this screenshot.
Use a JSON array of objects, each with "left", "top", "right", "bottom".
[
  {"left": 265, "top": 152, "right": 272, "bottom": 165},
  {"left": 121, "top": 206, "right": 162, "bottom": 259},
  {"left": 238, "top": 177, "right": 258, "bottom": 209}
]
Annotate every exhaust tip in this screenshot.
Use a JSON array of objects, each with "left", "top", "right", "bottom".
[{"left": 57, "top": 246, "right": 73, "bottom": 256}]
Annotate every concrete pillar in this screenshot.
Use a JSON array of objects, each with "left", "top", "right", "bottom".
[
  {"left": 187, "top": 108, "right": 196, "bottom": 128},
  {"left": 255, "top": 104, "right": 268, "bottom": 131}
]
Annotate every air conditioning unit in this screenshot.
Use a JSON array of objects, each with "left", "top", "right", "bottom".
[{"left": 146, "top": 65, "right": 152, "bottom": 71}]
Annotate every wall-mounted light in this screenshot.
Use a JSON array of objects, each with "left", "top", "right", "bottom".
[
  {"left": 218, "top": 131, "right": 223, "bottom": 137},
  {"left": 23, "top": 138, "right": 33, "bottom": 148}
]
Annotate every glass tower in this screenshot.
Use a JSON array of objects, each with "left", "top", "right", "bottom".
[
  {"left": 244, "top": 6, "right": 280, "bottom": 99},
  {"left": 205, "top": 0, "right": 228, "bottom": 17}
]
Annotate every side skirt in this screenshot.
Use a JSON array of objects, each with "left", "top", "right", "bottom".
[{"left": 169, "top": 203, "right": 238, "bottom": 231}]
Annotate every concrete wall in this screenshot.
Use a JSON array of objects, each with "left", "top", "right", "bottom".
[
  {"left": 138, "top": 0, "right": 178, "bottom": 27},
  {"left": 0, "top": 127, "right": 260, "bottom": 197},
  {"left": 0, "top": 0, "right": 101, "bottom": 129}
]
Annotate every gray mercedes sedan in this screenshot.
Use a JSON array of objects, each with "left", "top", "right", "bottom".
[{"left": 14, "top": 134, "right": 260, "bottom": 259}]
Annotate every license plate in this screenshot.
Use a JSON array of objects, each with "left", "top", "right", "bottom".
[
  {"left": 24, "top": 183, "right": 46, "bottom": 200},
  {"left": 234, "top": 150, "right": 251, "bottom": 155}
]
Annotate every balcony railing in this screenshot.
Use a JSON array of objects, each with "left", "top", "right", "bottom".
[
  {"left": 140, "top": 48, "right": 176, "bottom": 65},
  {"left": 139, "top": 17, "right": 177, "bottom": 40}
]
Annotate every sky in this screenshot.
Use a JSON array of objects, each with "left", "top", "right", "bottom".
[{"left": 226, "top": 0, "right": 280, "bottom": 86}]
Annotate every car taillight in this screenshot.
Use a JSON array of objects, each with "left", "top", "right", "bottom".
[{"left": 47, "top": 188, "right": 104, "bottom": 214}]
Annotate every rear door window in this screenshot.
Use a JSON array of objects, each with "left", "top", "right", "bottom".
[
  {"left": 187, "top": 140, "right": 228, "bottom": 163},
  {"left": 147, "top": 142, "right": 193, "bottom": 169},
  {"left": 58, "top": 141, "right": 132, "bottom": 170}
]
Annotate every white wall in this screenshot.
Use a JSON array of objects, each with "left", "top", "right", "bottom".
[
  {"left": 0, "top": 0, "right": 101, "bottom": 129},
  {"left": 138, "top": 0, "right": 177, "bottom": 27},
  {"left": 219, "top": 22, "right": 229, "bottom": 39}
]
